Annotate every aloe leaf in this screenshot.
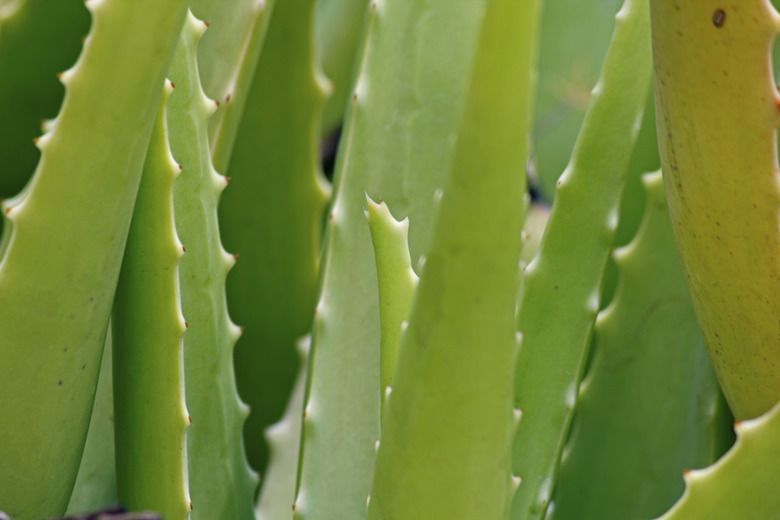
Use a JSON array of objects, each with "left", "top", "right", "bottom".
[
  {"left": 256, "top": 337, "right": 310, "bottom": 520},
  {"left": 190, "top": 0, "right": 276, "bottom": 173},
  {"left": 0, "top": 1, "right": 187, "bottom": 516},
  {"left": 521, "top": 203, "right": 550, "bottom": 267},
  {"left": 533, "top": 0, "right": 622, "bottom": 199},
  {"left": 654, "top": 402, "right": 780, "bottom": 519},
  {"left": 511, "top": 0, "right": 653, "bottom": 518},
  {"left": 218, "top": 0, "right": 329, "bottom": 474},
  {"left": 548, "top": 171, "right": 727, "bottom": 520},
  {"left": 112, "top": 82, "right": 189, "bottom": 520},
  {"left": 0, "top": 0, "right": 89, "bottom": 200},
  {"left": 166, "top": 12, "right": 257, "bottom": 520},
  {"left": 651, "top": 0, "right": 780, "bottom": 420},
  {"left": 293, "top": 1, "right": 491, "bottom": 518},
  {"left": 66, "top": 329, "right": 118, "bottom": 515},
  {"left": 365, "top": 198, "right": 418, "bottom": 414},
  {"left": 315, "top": 0, "right": 369, "bottom": 134},
  {"left": 365, "top": 0, "right": 537, "bottom": 516}
]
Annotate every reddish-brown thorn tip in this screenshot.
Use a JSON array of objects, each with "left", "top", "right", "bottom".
[
  {"left": 225, "top": 177, "right": 232, "bottom": 183},
  {"left": 292, "top": 504, "right": 296, "bottom": 512},
  {"left": 182, "top": 246, "right": 186, "bottom": 252},
  {"left": 215, "top": 100, "right": 220, "bottom": 107},
  {"left": 57, "top": 72, "right": 64, "bottom": 80},
  {"left": 33, "top": 137, "right": 40, "bottom": 145},
  {"left": 734, "top": 420, "right": 743, "bottom": 429},
  {"left": 170, "top": 82, "right": 175, "bottom": 89},
  {"left": 682, "top": 468, "right": 691, "bottom": 476},
  {"left": 185, "top": 322, "right": 189, "bottom": 328},
  {"left": 233, "top": 254, "right": 239, "bottom": 262},
  {"left": 329, "top": 213, "right": 334, "bottom": 221},
  {"left": 178, "top": 164, "right": 183, "bottom": 170},
  {"left": 204, "top": 21, "right": 210, "bottom": 28},
  {"left": 303, "top": 410, "right": 307, "bottom": 419},
  {"left": 188, "top": 415, "right": 192, "bottom": 424},
  {"left": 4, "top": 208, "right": 10, "bottom": 215},
  {"left": 189, "top": 502, "right": 193, "bottom": 511},
  {"left": 353, "top": 92, "right": 358, "bottom": 101},
  {"left": 225, "top": 94, "right": 231, "bottom": 103},
  {"left": 240, "top": 326, "right": 246, "bottom": 334}
]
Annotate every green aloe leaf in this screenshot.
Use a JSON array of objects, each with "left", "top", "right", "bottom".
[
  {"left": 0, "top": 1, "right": 188, "bottom": 516},
  {"left": 366, "top": 0, "right": 538, "bottom": 516},
  {"left": 511, "top": 0, "right": 653, "bottom": 517}
]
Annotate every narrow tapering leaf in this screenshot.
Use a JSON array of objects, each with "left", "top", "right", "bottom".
[
  {"left": 549, "top": 171, "right": 727, "bottom": 520},
  {"left": 512, "top": 0, "right": 652, "bottom": 517},
  {"left": 218, "top": 0, "right": 329, "bottom": 474},
  {"left": 365, "top": 198, "right": 418, "bottom": 415},
  {"left": 166, "top": 12, "right": 257, "bottom": 520},
  {"left": 190, "top": 0, "right": 276, "bottom": 172},
  {"left": 112, "top": 82, "right": 190, "bottom": 520}
]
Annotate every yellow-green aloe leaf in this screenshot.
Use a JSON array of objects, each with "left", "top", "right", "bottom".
[
  {"left": 365, "top": 197, "right": 418, "bottom": 416},
  {"left": 512, "top": 0, "right": 653, "bottom": 517},
  {"left": 655, "top": 401, "right": 780, "bottom": 519},
  {"left": 293, "top": 0, "right": 492, "bottom": 518},
  {"left": 166, "top": 12, "right": 257, "bottom": 520},
  {"left": 366, "top": 0, "right": 538, "bottom": 517},
  {"left": 651, "top": 0, "right": 780, "bottom": 420},
  {"left": 549, "top": 171, "right": 728, "bottom": 520},
  {"left": 112, "top": 82, "right": 190, "bottom": 520},
  {"left": 66, "top": 329, "right": 118, "bottom": 515},
  {"left": 0, "top": 1, "right": 188, "bottom": 517}
]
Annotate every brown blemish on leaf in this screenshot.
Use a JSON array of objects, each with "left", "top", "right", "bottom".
[{"left": 713, "top": 9, "right": 726, "bottom": 27}]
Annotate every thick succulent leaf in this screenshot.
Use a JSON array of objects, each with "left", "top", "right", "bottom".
[
  {"left": 0, "top": 1, "right": 188, "bottom": 516},
  {"left": 166, "top": 13, "right": 257, "bottom": 520},
  {"left": 651, "top": 0, "right": 780, "bottom": 420},
  {"left": 218, "top": 0, "right": 329, "bottom": 474},
  {"left": 655, "top": 401, "right": 780, "bottom": 519},
  {"left": 112, "top": 82, "right": 189, "bottom": 520},
  {"left": 511, "top": 0, "right": 653, "bottom": 517},
  {"left": 293, "top": 1, "right": 492, "bottom": 518},
  {"left": 549, "top": 171, "right": 729, "bottom": 520},
  {"left": 366, "top": 0, "right": 537, "bottom": 516},
  {"left": 365, "top": 198, "right": 418, "bottom": 412},
  {"left": 66, "top": 329, "right": 118, "bottom": 515},
  {"left": 0, "top": 0, "right": 89, "bottom": 200}
]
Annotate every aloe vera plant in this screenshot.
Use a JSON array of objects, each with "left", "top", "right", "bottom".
[{"left": 2, "top": 0, "right": 780, "bottom": 519}]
